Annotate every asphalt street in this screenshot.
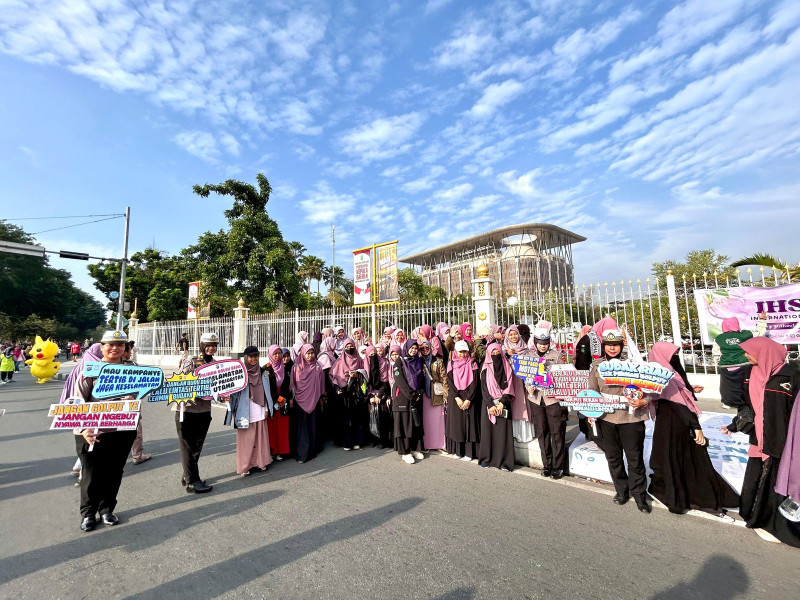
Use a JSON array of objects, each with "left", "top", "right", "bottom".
[{"left": 1, "top": 372, "right": 798, "bottom": 600}]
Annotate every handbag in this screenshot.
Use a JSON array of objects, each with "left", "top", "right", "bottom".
[
  {"left": 410, "top": 393, "right": 422, "bottom": 427},
  {"left": 433, "top": 382, "right": 444, "bottom": 396},
  {"left": 369, "top": 403, "right": 381, "bottom": 438}
]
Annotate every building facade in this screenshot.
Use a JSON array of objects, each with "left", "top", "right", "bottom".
[{"left": 398, "top": 223, "right": 585, "bottom": 300}]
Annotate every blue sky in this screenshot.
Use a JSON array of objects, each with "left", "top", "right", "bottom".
[{"left": 1, "top": 0, "right": 799, "bottom": 307}]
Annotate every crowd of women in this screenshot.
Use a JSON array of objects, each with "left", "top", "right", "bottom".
[{"left": 65, "top": 318, "right": 800, "bottom": 549}]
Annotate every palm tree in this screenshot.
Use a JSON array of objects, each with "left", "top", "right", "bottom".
[
  {"left": 288, "top": 241, "right": 306, "bottom": 265},
  {"left": 307, "top": 255, "right": 325, "bottom": 294},
  {"left": 298, "top": 255, "right": 314, "bottom": 293},
  {"left": 730, "top": 253, "right": 800, "bottom": 281}
]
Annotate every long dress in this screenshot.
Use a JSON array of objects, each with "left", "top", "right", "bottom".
[
  {"left": 392, "top": 363, "right": 424, "bottom": 456},
  {"left": 235, "top": 404, "right": 271, "bottom": 474},
  {"left": 445, "top": 369, "right": 480, "bottom": 459},
  {"left": 422, "top": 358, "right": 446, "bottom": 450},
  {"left": 267, "top": 364, "right": 292, "bottom": 456},
  {"left": 478, "top": 371, "right": 515, "bottom": 470},
  {"left": 648, "top": 399, "right": 739, "bottom": 513},
  {"left": 294, "top": 402, "right": 320, "bottom": 463}
]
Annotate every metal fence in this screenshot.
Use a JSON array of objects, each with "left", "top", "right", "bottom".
[
  {"left": 135, "top": 267, "right": 797, "bottom": 374},
  {"left": 135, "top": 317, "right": 234, "bottom": 357}
]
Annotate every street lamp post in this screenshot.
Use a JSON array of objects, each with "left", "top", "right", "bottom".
[{"left": 116, "top": 207, "right": 130, "bottom": 331}]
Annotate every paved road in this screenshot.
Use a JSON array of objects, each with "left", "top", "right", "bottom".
[{"left": 1, "top": 374, "right": 797, "bottom": 600}]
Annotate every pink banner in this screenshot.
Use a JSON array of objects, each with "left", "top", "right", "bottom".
[{"left": 694, "top": 283, "right": 800, "bottom": 345}]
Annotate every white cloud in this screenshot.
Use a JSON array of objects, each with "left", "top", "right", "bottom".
[
  {"left": 434, "top": 182, "right": 473, "bottom": 201},
  {"left": 468, "top": 79, "right": 525, "bottom": 119},
  {"left": 173, "top": 130, "right": 219, "bottom": 162},
  {"left": 18, "top": 145, "right": 40, "bottom": 167},
  {"left": 339, "top": 112, "right": 425, "bottom": 162},
  {"left": 424, "top": 0, "right": 453, "bottom": 15},
  {"left": 434, "top": 25, "right": 495, "bottom": 68},
  {"left": 299, "top": 182, "right": 358, "bottom": 224},
  {"left": 400, "top": 165, "right": 446, "bottom": 192},
  {"left": 219, "top": 132, "right": 240, "bottom": 156}
]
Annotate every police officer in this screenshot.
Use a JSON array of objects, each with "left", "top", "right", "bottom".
[
  {"left": 526, "top": 328, "right": 568, "bottom": 479},
  {"left": 74, "top": 330, "right": 137, "bottom": 531},
  {"left": 176, "top": 332, "right": 218, "bottom": 493},
  {"left": 587, "top": 329, "right": 652, "bottom": 513}
]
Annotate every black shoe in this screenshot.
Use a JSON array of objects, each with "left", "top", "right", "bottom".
[
  {"left": 550, "top": 469, "right": 564, "bottom": 480},
  {"left": 186, "top": 480, "right": 213, "bottom": 493},
  {"left": 636, "top": 497, "right": 652, "bottom": 513},
  {"left": 101, "top": 513, "right": 119, "bottom": 526},
  {"left": 541, "top": 467, "right": 552, "bottom": 477},
  {"left": 613, "top": 492, "right": 630, "bottom": 505},
  {"left": 80, "top": 516, "right": 97, "bottom": 532},
  {"left": 181, "top": 476, "right": 206, "bottom": 486}
]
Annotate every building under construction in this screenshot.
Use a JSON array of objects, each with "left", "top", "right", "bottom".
[{"left": 398, "top": 223, "right": 585, "bottom": 299}]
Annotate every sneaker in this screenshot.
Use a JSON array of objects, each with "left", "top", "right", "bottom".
[
  {"left": 274, "top": 455, "right": 284, "bottom": 461},
  {"left": 461, "top": 455, "right": 472, "bottom": 462},
  {"left": 721, "top": 403, "right": 732, "bottom": 409},
  {"left": 402, "top": 454, "right": 415, "bottom": 464},
  {"left": 353, "top": 445, "right": 361, "bottom": 450},
  {"left": 713, "top": 512, "right": 735, "bottom": 524},
  {"left": 440, "top": 450, "right": 450, "bottom": 456},
  {"left": 411, "top": 451, "right": 424, "bottom": 460},
  {"left": 343, "top": 447, "right": 352, "bottom": 451},
  {"left": 754, "top": 528, "right": 781, "bottom": 543}
]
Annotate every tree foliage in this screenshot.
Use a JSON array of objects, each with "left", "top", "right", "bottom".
[
  {"left": 651, "top": 249, "right": 736, "bottom": 287},
  {"left": 397, "top": 267, "right": 447, "bottom": 301},
  {"left": 0, "top": 220, "right": 106, "bottom": 340}
]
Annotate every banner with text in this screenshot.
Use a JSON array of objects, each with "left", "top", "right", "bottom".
[
  {"left": 596, "top": 360, "right": 673, "bottom": 394},
  {"left": 694, "top": 283, "right": 800, "bottom": 345},
  {"left": 377, "top": 242, "right": 399, "bottom": 302},
  {"left": 49, "top": 398, "right": 140, "bottom": 430},
  {"left": 510, "top": 355, "right": 553, "bottom": 388},
  {"left": 353, "top": 248, "right": 372, "bottom": 305}
]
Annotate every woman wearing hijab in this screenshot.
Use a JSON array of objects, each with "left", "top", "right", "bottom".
[
  {"left": 479, "top": 343, "right": 516, "bottom": 471},
  {"left": 647, "top": 342, "right": 738, "bottom": 517},
  {"left": 352, "top": 326, "right": 371, "bottom": 347},
  {"left": 461, "top": 323, "right": 474, "bottom": 344},
  {"left": 290, "top": 331, "right": 309, "bottom": 362},
  {"left": 265, "top": 344, "right": 292, "bottom": 461},
  {"left": 73, "top": 331, "right": 139, "bottom": 531},
  {"left": 446, "top": 340, "right": 480, "bottom": 460},
  {"left": 714, "top": 316, "right": 766, "bottom": 409},
  {"left": 587, "top": 327, "right": 652, "bottom": 513},
  {"left": 391, "top": 328, "right": 408, "bottom": 347},
  {"left": 573, "top": 325, "right": 594, "bottom": 371},
  {"left": 365, "top": 344, "right": 393, "bottom": 448},
  {"left": 333, "top": 326, "right": 346, "bottom": 355},
  {"left": 435, "top": 322, "right": 451, "bottom": 366},
  {"left": 503, "top": 325, "right": 535, "bottom": 445},
  {"left": 420, "top": 340, "right": 446, "bottom": 452},
  {"left": 176, "top": 332, "right": 218, "bottom": 494},
  {"left": 317, "top": 336, "right": 338, "bottom": 443},
  {"left": 311, "top": 331, "right": 323, "bottom": 356},
  {"left": 392, "top": 340, "right": 426, "bottom": 464},
  {"left": 225, "top": 346, "right": 273, "bottom": 476},
  {"left": 733, "top": 338, "right": 800, "bottom": 546},
  {"left": 63, "top": 342, "right": 104, "bottom": 479},
  {"left": 526, "top": 328, "right": 568, "bottom": 479},
  {"left": 330, "top": 338, "right": 366, "bottom": 451},
  {"left": 291, "top": 343, "right": 326, "bottom": 463}
]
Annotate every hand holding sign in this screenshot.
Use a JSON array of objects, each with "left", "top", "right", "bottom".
[
  {"left": 510, "top": 355, "right": 553, "bottom": 388},
  {"left": 83, "top": 363, "right": 164, "bottom": 400},
  {"left": 596, "top": 360, "right": 672, "bottom": 394},
  {"left": 194, "top": 359, "right": 247, "bottom": 400}
]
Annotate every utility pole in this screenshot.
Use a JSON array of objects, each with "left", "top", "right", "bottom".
[
  {"left": 331, "top": 224, "right": 336, "bottom": 324},
  {"left": 116, "top": 206, "right": 130, "bottom": 331}
]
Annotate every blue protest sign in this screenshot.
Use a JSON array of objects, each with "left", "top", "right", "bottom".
[{"left": 83, "top": 363, "right": 164, "bottom": 400}]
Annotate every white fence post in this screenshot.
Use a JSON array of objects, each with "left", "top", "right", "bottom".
[
  {"left": 294, "top": 308, "right": 300, "bottom": 336},
  {"left": 232, "top": 298, "right": 249, "bottom": 357},
  {"left": 666, "top": 271, "right": 682, "bottom": 361}
]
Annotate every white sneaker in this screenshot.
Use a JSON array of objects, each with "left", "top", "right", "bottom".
[
  {"left": 412, "top": 451, "right": 424, "bottom": 460},
  {"left": 440, "top": 450, "right": 450, "bottom": 456},
  {"left": 343, "top": 447, "right": 352, "bottom": 451},
  {"left": 402, "top": 454, "right": 415, "bottom": 464},
  {"left": 353, "top": 445, "right": 361, "bottom": 450},
  {"left": 712, "top": 512, "right": 735, "bottom": 524},
  {"left": 461, "top": 455, "right": 473, "bottom": 462},
  {"left": 721, "top": 403, "right": 732, "bottom": 409},
  {"left": 754, "top": 528, "right": 781, "bottom": 543}
]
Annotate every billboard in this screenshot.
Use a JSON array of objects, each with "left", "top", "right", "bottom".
[
  {"left": 694, "top": 283, "right": 800, "bottom": 345},
  {"left": 353, "top": 248, "right": 372, "bottom": 305},
  {"left": 187, "top": 281, "right": 210, "bottom": 319},
  {"left": 377, "top": 242, "right": 399, "bottom": 302}
]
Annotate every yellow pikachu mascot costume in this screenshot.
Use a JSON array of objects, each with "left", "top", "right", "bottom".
[{"left": 26, "top": 336, "right": 61, "bottom": 383}]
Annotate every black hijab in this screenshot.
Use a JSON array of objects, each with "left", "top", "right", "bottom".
[{"left": 491, "top": 353, "right": 508, "bottom": 390}]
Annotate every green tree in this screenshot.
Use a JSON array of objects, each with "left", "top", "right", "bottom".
[
  {"left": 397, "top": 267, "right": 447, "bottom": 301},
  {"left": 0, "top": 220, "right": 106, "bottom": 339},
  {"left": 187, "top": 174, "right": 302, "bottom": 314},
  {"left": 288, "top": 241, "right": 306, "bottom": 264},
  {"left": 730, "top": 253, "right": 800, "bottom": 281},
  {"left": 652, "top": 249, "right": 736, "bottom": 288}
]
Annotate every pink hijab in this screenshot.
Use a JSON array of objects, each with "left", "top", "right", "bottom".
[
  {"left": 418, "top": 324, "right": 442, "bottom": 357},
  {"left": 329, "top": 338, "right": 361, "bottom": 387},
  {"left": 448, "top": 353, "right": 476, "bottom": 390},
  {"left": 268, "top": 344, "right": 285, "bottom": 386},
  {"left": 291, "top": 343, "right": 324, "bottom": 414},
  {"left": 436, "top": 322, "right": 450, "bottom": 339},
  {"left": 461, "top": 323, "right": 474, "bottom": 343},
  {"left": 592, "top": 316, "right": 618, "bottom": 338},
  {"left": 721, "top": 317, "right": 740, "bottom": 333},
  {"left": 649, "top": 342, "right": 700, "bottom": 416},
  {"left": 503, "top": 325, "right": 528, "bottom": 355},
  {"left": 481, "top": 342, "right": 514, "bottom": 398},
  {"left": 391, "top": 328, "right": 407, "bottom": 346},
  {"left": 740, "top": 338, "right": 787, "bottom": 459},
  {"left": 317, "top": 337, "right": 337, "bottom": 370}
]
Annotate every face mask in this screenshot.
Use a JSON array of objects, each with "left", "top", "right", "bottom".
[{"left": 345, "top": 347, "right": 355, "bottom": 355}]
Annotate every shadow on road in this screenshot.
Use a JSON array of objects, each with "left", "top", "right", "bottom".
[
  {"left": 0, "top": 488, "right": 286, "bottom": 585},
  {"left": 123, "top": 496, "right": 424, "bottom": 600},
  {"left": 434, "top": 587, "right": 477, "bottom": 599},
  {"left": 649, "top": 554, "right": 750, "bottom": 599}
]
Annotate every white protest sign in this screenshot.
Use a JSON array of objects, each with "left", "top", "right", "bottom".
[
  {"left": 194, "top": 359, "right": 247, "bottom": 400},
  {"left": 49, "top": 397, "right": 140, "bottom": 431}
]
